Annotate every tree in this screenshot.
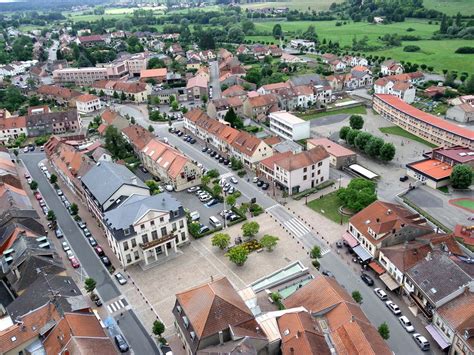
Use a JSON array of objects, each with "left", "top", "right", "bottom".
[
  {"left": 30, "top": 180, "right": 38, "bottom": 190},
  {"left": 226, "top": 245, "right": 249, "bottom": 266},
  {"left": 354, "top": 132, "right": 372, "bottom": 152},
  {"left": 84, "top": 278, "right": 96, "bottom": 294},
  {"left": 450, "top": 164, "right": 473, "bottom": 189},
  {"left": 365, "top": 136, "right": 384, "bottom": 158},
  {"left": 378, "top": 322, "right": 390, "bottom": 340},
  {"left": 444, "top": 71, "right": 456, "bottom": 87},
  {"left": 302, "top": 25, "right": 318, "bottom": 43},
  {"left": 207, "top": 169, "right": 220, "bottom": 178},
  {"left": 245, "top": 68, "right": 262, "bottom": 86},
  {"left": 212, "top": 184, "right": 222, "bottom": 197},
  {"left": 189, "top": 222, "right": 201, "bottom": 236},
  {"left": 310, "top": 246, "right": 321, "bottom": 259},
  {"left": 346, "top": 129, "right": 360, "bottom": 146},
  {"left": 339, "top": 126, "right": 351, "bottom": 140},
  {"left": 152, "top": 320, "right": 165, "bottom": 338},
  {"left": 242, "top": 221, "right": 259, "bottom": 238},
  {"left": 349, "top": 115, "right": 364, "bottom": 129},
  {"left": 260, "top": 235, "right": 279, "bottom": 251},
  {"left": 212, "top": 233, "right": 231, "bottom": 250},
  {"left": 104, "top": 126, "right": 132, "bottom": 160},
  {"left": 440, "top": 14, "right": 448, "bottom": 34},
  {"left": 147, "top": 57, "right": 165, "bottom": 69},
  {"left": 120, "top": 91, "right": 127, "bottom": 101},
  {"left": 226, "top": 194, "right": 236, "bottom": 207},
  {"left": 465, "top": 75, "right": 474, "bottom": 94},
  {"left": 171, "top": 101, "right": 179, "bottom": 111},
  {"left": 47, "top": 210, "right": 56, "bottom": 222},
  {"left": 201, "top": 175, "right": 211, "bottom": 186},
  {"left": 201, "top": 94, "right": 208, "bottom": 104},
  {"left": 49, "top": 174, "right": 57, "bottom": 184},
  {"left": 272, "top": 24, "right": 283, "bottom": 39},
  {"left": 224, "top": 108, "right": 243, "bottom": 129},
  {"left": 70, "top": 203, "right": 79, "bottom": 216},
  {"left": 148, "top": 125, "right": 155, "bottom": 133},
  {"left": 352, "top": 290, "right": 363, "bottom": 304},
  {"left": 228, "top": 26, "right": 245, "bottom": 43},
  {"left": 337, "top": 178, "right": 377, "bottom": 212},
  {"left": 380, "top": 143, "right": 396, "bottom": 162}
]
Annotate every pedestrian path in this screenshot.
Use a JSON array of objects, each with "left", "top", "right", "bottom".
[
  {"left": 266, "top": 204, "right": 330, "bottom": 256},
  {"left": 107, "top": 297, "right": 128, "bottom": 314}
]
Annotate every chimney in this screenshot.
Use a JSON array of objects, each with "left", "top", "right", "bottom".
[
  {"left": 218, "top": 330, "right": 224, "bottom": 345},
  {"left": 425, "top": 252, "right": 432, "bottom": 261},
  {"left": 210, "top": 275, "right": 214, "bottom": 282}
]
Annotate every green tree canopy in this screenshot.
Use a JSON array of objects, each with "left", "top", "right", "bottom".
[
  {"left": 337, "top": 178, "right": 377, "bottom": 212},
  {"left": 450, "top": 164, "right": 473, "bottom": 189},
  {"left": 352, "top": 290, "right": 363, "bottom": 304},
  {"left": 346, "top": 129, "right": 360, "bottom": 146},
  {"left": 260, "top": 234, "right": 279, "bottom": 251},
  {"left": 242, "top": 221, "right": 260, "bottom": 238},
  {"left": 152, "top": 320, "right": 165, "bottom": 337},
  {"left": 354, "top": 131, "right": 372, "bottom": 151},
  {"left": 378, "top": 322, "right": 390, "bottom": 340},
  {"left": 272, "top": 24, "right": 283, "bottom": 39},
  {"left": 349, "top": 115, "right": 364, "bottom": 129},
  {"left": 339, "top": 126, "right": 351, "bottom": 140},
  {"left": 211, "top": 233, "right": 231, "bottom": 250},
  {"left": 310, "top": 246, "right": 321, "bottom": 259},
  {"left": 365, "top": 136, "right": 384, "bottom": 158},
  {"left": 226, "top": 245, "right": 248, "bottom": 266},
  {"left": 380, "top": 143, "right": 396, "bottom": 162},
  {"left": 84, "top": 278, "right": 96, "bottom": 294}
]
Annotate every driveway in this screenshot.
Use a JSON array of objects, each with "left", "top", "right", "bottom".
[{"left": 20, "top": 152, "right": 159, "bottom": 355}]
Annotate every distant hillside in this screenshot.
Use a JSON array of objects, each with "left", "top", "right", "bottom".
[
  {"left": 422, "top": 0, "right": 474, "bottom": 16},
  {"left": 0, "top": 0, "right": 108, "bottom": 11}
]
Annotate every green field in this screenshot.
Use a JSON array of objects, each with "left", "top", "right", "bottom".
[
  {"left": 307, "top": 191, "right": 349, "bottom": 224},
  {"left": 253, "top": 19, "right": 439, "bottom": 47},
  {"left": 423, "top": 0, "right": 474, "bottom": 16},
  {"left": 241, "top": 0, "right": 343, "bottom": 11},
  {"left": 66, "top": 12, "right": 131, "bottom": 22},
  {"left": 379, "top": 126, "right": 438, "bottom": 148},
  {"left": 298, "top": 106, "right": 367, "bottom": 120},
  {"left": 366, "top": 39, "right": 474, "bottom": 75}
]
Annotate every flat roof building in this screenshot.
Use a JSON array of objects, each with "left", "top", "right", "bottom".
[{"left": 268, "top": 110, "right": 310, "bottom": 141}]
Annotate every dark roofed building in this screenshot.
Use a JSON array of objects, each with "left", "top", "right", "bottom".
[{"left": 26, "top": 109, "right": 81, "bottom": 137}]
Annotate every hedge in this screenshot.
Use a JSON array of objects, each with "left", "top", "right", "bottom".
[{"left": 292, "top": 180, "right": 335, "bottom": 200}]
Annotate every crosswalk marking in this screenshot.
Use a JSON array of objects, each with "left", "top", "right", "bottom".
[
  {"left": 267, "top": 204, "right": 330, "bottom": 256},
  {"left": 107, "top": 298, "right": 126, "bottom": 314}
]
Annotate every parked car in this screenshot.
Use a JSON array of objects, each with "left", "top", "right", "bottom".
[
  {"left": 88, "top": 237, "right": 98, "bottom": 247},
  {"left": 66, "top": 250, "right": 75, "bottom": 260},
  {"left": 115, "top": 272, "right": 127, "bottom": 285},
  {"left": 399, "top": 316, "right": 415, "bottom": 332},
  {"left": 83, "top": 228, "right": 91, "bottom": 237},
  {"left": 23, "top": 146, "right": 29, "bottom": 153},
  {"left": 227, "top": 214, "right": 239, "bottom": 222},
  {"left": 321, "top": 270, "right": 335, "bottom": 278},
  {"left": 190, "top": 211, "right": 200, "bottom": 221},
  {"left": 39, "top": 200, "right": 46, "bottom": 207},
  {"left": 94, "top": 246, "right": 105, "bottom": 257},
  {"left": 187, "top": 186, "right": 199, "bottom": 193},
  {"left": 34, "top": 192, "right": 42, "bottom": 201},
  {"left": 77, "top": 220, "right": 87, "bottom": 229},
  {"left": 220, "top": 210, "right": 232, "bottom": 218},
  {"left": 100, "top": 256, "right": 111, "bottom": 266},
  {"left": 336, "top": 241, "right": 343, "bottom": 248},
  {"left": 56, "top": 189, "right": 63, "bottom": 196},
  {"left": 257, "top": 180, "right": 264, "bottom": 187},
  {"left": 114, "top": 334, "right": 129, "bottom": 353},
  {"left": 62, "top": 242, "right": 70, "bottom": 251},
  {"left": 41, "top": 206, "right": 49, "bottom": 215},
  {"left": 413, "top": 333, "right": 430, "bottom": 351},
  {"left": 230, "top": 177, "right": 238, "bottom": 184},
  {"left": 385, "top": 300, "right": 401, "bottom": 315},
  {"left": 190, "top": 138, "right": 196, "bottom": 144},
  {"left": 141, "top": 166, "right": 148, "bottom": 173},
  {"left": 262, "top": 183, "right": 269, "bottom": 190},
  {"left": 223, "top": 159, "right": 229, "bottom": 165},
  {"left": 55, "top": 228, "right": 64, "bottom": 239},
  {"left": 199, "top": 224, "right": 210, "bottom": 234},
  {"left": 374, "top": 288, "right": 388, "bottom": 300},
  {"left": 202, "top": 147, "right": 208, "bottom": 152},
  {"left": 70, "top": 257, "right": 80, "bottom": 268},
  {"left": 400, "top": 175, "right": 409, "bottom": 182},
  {"left": 206, "top": 199, "right": 219, "bottom": 207},
  {"left": 219, "top": 157, "right": 225, "bottom": 163},
  {"left": 360, "top": 273, "right": 374, "bottom": 286},
  {"left": 165, "top": 184, "right": 174, "bottom": 192},
  {"left": 228, "top": 187, "right": 235, "bottom": 194}
]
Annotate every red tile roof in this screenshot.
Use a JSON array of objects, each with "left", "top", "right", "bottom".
[
  {"left": 0, "top": 116, "right": 26, "bottom": 130},
  {"left": 407, "top": 159, "right": 452, "bottom": 180},
  {"left": 375, "top": 94, "right": 474, "bottom": 140},
  {"left": 231, "top": 131, "right": 265, "bottom": 157},
  {"left": 275, "top": 146, "right": 329, "bottom": 172},
  {"left": 307, "top": 138, "right": 356, "bottom": 158},
  {"left": 75, "top": 93, "right": 99, "bottom": 102},
  {"left": 140, "top": 68, "right": 167, "bottom": 78},
  {"left": 122, "top": 124, "right": 155, "bottom": 151}
]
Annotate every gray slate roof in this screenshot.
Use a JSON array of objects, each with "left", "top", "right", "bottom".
[
  {"left": 104, "top": 192, "right": 183, "bottom": 231},
  {"left": 81, "top": 161, "right": 147, "bottom": 205},
  {"left": 289, "top": 74, "right": 326, "bottom": 87},
  {"left": 406, "top": 251, "right": 472, "bottom": 305}
]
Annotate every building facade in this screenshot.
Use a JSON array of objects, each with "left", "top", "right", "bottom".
[{"left": 268, "top": 111, "right": 310, "bottom": 141}]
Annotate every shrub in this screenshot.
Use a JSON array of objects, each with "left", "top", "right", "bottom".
[
  {"left": 403, "top": 45, "right": 420, "bottom": 52},
  {"left": 312, "top": 259, "right": 320, "bottom": 269},
  {"left": 455, "top": 46, "right": 474, "bottom": 54},
  {"left": 237, "top": 170, "right": 246, "bottom": 177}
]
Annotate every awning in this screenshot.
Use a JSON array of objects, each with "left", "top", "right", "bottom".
[
  {"left": 425, "top": 324, "right": 450, "bottom": 349},
  {"left": 342, "top": 232, "right": 359, "bottom": 248},
  {"left": 380, "top": 273, "right": 400, "bottom": 291},
  {"left": 352, "top": 245, "right": 372, "bottom": 262},
  {"left": 369, "top": 261, "right": 386, "bottom": 275}
]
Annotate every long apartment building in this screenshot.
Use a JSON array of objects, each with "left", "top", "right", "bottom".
[
  {"left": 53, "top": 67, "right": 108, "bottom": 85},
  {"left": 373, "top": 94, "right": 474, "bottom": 149}
]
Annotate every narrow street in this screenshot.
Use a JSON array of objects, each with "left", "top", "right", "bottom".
[{"left": 20, "top": 152, "right": 159, "bottom": 355}]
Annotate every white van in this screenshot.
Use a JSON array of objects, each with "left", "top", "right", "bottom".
[
  {"left": 190, "top": 211, "right": 200, "bottom": 221},
  {"left": 209, "top": 216, "right": 222, "bottom": 229}
]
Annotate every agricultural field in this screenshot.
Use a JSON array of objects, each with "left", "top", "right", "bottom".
[
  {"left": 365, "top": 39, "right": 474, "bottom": 75},
  {"left": 64, "top": 11, "right": 131, "bottom": 22},
  {"left": 422, "top": 0, "right": 474, "bottom": 16},
  {"left": 253, "top": 19, "right": 439, "bottom": 47},
  {"left": 240, "top": 0, "right": 343, "bottom": 12}
]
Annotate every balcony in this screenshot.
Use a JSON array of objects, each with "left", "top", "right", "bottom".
[{"left": 139, "top": 234, "right": 175, "bottom": 251}]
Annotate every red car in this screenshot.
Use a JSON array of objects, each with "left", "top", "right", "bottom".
[
  {"left": 34, "top": 192, "right": 42, "bottom": 201},
  {"left": 94, "top": 246, "right": 105, "bottom": 257},
  {"left": 70, "top": 257, "right": 80, "bottom": 268}
]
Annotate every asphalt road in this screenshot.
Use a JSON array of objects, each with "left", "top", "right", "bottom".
[{"left": 20, "top": 152, "right": 159, "bottom": 355}]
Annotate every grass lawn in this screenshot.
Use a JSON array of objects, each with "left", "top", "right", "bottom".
[
  {"left": 241, "top": 0, "right": 342, "bottom": 11},
  {"left": 365, "top": 39, "right": 474, "bottom": 75},
  {"left": 379, "top": 126, "right": 438, "bottom": 148},
  {"left": 253, "top": 19, "right": 438, "bottom": 47},
  {"left": 298, "top": 106, "right": 367, "bottom": 120},
  {"left": 451, "top": 199, "right": 474, "bottom": 211},
  {"left": 246, "top": 35, "right": 278, "bottom": 44},
  {"left": 66, "top": 12, "right": 131, "bottom": 22},
  {"left": 423, "top": 0, "right": 474, "bottom": 16},
  {"left": 307, "top": 191, "right": 349, "bottom": 224}
]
